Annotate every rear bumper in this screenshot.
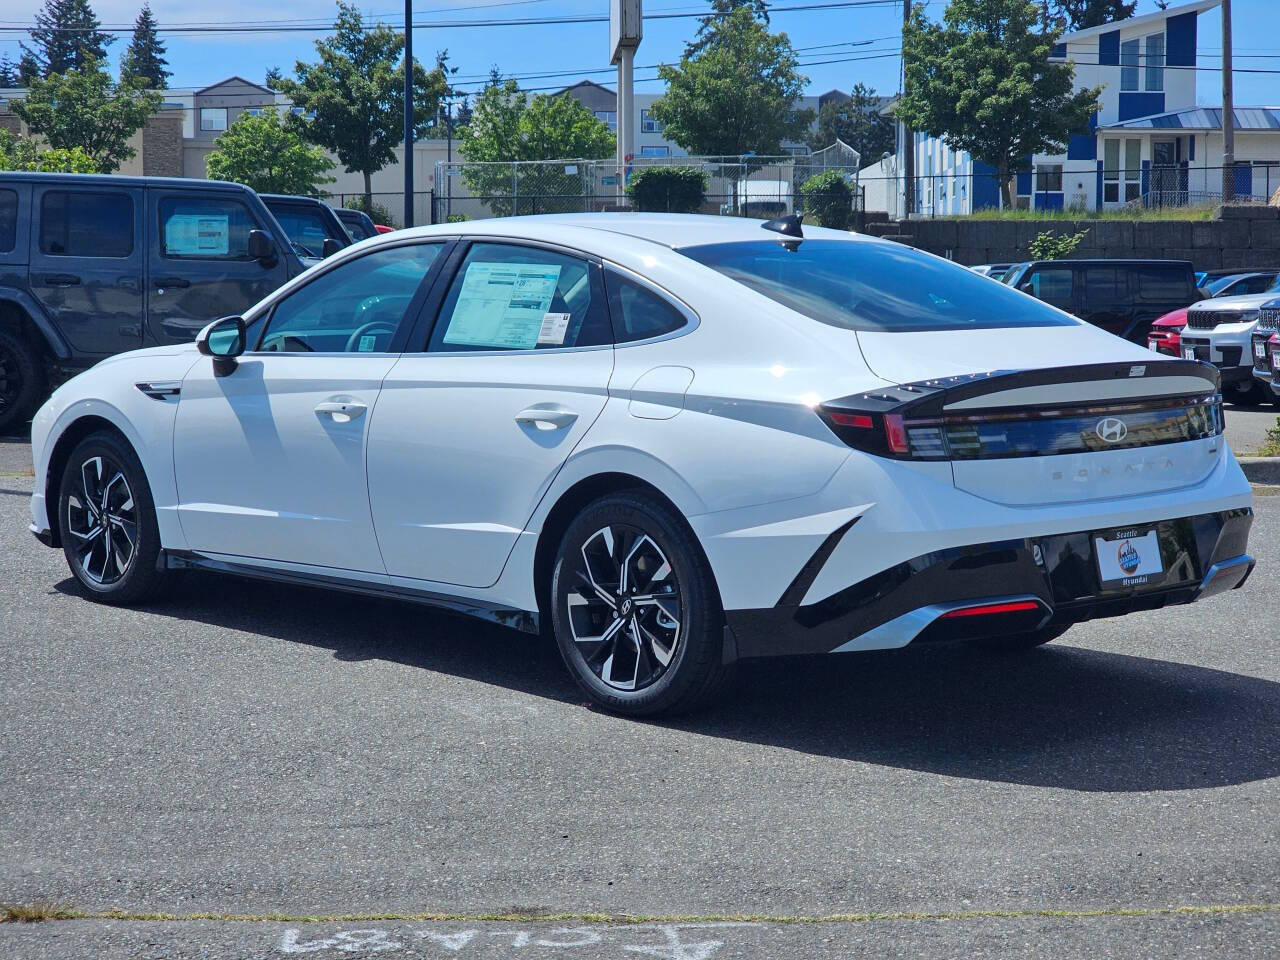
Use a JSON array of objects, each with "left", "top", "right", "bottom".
[{"left": 725, "top": 508, "right": 1253, "bottom": 658}]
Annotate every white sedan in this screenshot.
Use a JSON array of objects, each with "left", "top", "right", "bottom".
[{"left": 28, "top": 214, "right": 1255, "bottom": 715}]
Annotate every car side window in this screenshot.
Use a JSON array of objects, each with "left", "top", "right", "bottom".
[
  {"left": 269, "top": 204, "right": 337, "bottom": 257},
  {"left": 1135, "top": 267, "right": 1192, "bottom": 302},
  {"left": 605, "top": 270, "right": 690, "bottom": 343},
  {"left": 428, "top": 242, "right": 612, "bottom": 352},
  {"left": 257, "top": 243, "right": 443, "bottom": 353},
  {"left": 39, "top": 191, "right": 133, "bottom": 258},
  {"left": 0, "top": 189, "right": 16, "bottom": 254},
  {"left": 1081, "top": 267, "right": 1126, "bottom": 308},
  {"left": 159, "top": 196, "right": 261, "bottom": 261},
  {"left": 1024, "top": 268, "right": 1073, "bottom": 310}
]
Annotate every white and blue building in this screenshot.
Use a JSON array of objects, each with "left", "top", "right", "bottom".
[{"left": 863, "top": 0, "right": 1280, "bottom": 217}]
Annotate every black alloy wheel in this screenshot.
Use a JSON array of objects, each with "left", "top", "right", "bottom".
[{"left": 551, "top": 491, "right": 729, "bottom": 716}]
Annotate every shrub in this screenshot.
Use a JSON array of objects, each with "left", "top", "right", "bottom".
[
  {"left": 799, "top": 170, "right": 854, "bottom": 230},
  {"left": 344, "top": 196, "right": 395, "bottom": 227},
  {"left": 446, "top": 213, "right": 468, "bottom": 223},
  {"left": 625, "top": 166, "right": 708, "bottom": 213},
  {"left": 1028, "top": 228, "right": 1089, "bottom": 260}
]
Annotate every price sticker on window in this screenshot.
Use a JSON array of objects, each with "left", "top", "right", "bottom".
[{"left": 537, "top": 312, "right": 572, "bottom": 345}]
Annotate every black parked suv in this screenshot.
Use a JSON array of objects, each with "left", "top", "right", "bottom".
[
  {"left": 0, "top": 173, "right": 313, "bottom": 434},
  {"left": 1004, "top": 259, "right": 1201, "bottom": 344},
  {"left": 259, "top": 194, "right": 352, "bottom": 260}
]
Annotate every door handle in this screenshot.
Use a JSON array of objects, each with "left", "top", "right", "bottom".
[
  {"left": 515, "top": 406, "right": 578, "bottom": 430},
  {"left": 42, "top": 274, "right": 80, "bottom": 287},
  {"left": 315, "top": 400, "right": 367, "bottom": 423},
  {"left": 153, "top": 277, "right": 191, "bottom": 289}
]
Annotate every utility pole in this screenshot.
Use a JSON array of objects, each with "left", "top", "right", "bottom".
[
  {"left": 1221, "top": 0, "right": 1235, "bottom": 202},
  {"left": 901, "top": 0, "right": 914, "bottom": 218},
  {"left": 403, "top": 0, "right": 415, "bottom": 227}
]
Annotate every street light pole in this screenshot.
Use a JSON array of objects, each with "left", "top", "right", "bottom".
[
  {"left": 1221, "top": 0, "right": 1235, "bottom": 203},
  {"left": 403, "top": 0, "right": 415, "bottom": 227},
  {"left": 901, "top": 0, "right": 914, "bottom": 218}
]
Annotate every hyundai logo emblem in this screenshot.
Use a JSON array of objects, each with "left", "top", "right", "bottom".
[{"left": 1096, "top": 417, "right": 1128, "bottom": 443}]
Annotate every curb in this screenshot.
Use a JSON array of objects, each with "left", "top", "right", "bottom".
[{"left": 1239, "top": 457, "right": 1280, "bottom": 484}]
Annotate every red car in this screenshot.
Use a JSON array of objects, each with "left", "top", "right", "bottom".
[
  {"left": 1147, "top": 307, "right": 1188, "bottom": 356},
  {"left": 374, "top": 223, "right": 395, "bottom": 234}
]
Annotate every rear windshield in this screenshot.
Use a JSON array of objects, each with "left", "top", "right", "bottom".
[{"left": 679, "top": 240, "right": 1078, "bottom": 333}]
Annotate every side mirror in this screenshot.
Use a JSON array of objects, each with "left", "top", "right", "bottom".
[
  {"left": 196, "top": 315, "right": 246, "bottom": 358},
  {"left": 247, "top": 228, "right": 275, "bottom": 263},
  {"left": 321, "top": 237, "right": 342, "bottom": 258}
]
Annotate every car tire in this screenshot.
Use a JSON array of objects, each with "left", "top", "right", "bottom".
[
  {"left": 968, "top": 623, "right": 1071, "bottom": 652},
  {"left": 1224, "top": 379, "right": 1265, "bottom": 406},
  {"left": 0, "top": 328, "right": 44, "bottom": 436},
  {"left": 550, "top": 491, "right": 729, "bottom": 716},
  {"left": 58, "top": 431, "right": 169, "bottom": 606}
]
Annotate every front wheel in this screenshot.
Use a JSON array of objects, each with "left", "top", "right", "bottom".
[
  {"left": 0, "top": 328, "right": 44, "bottom": 436},
  {"left": 58, "top": 431, "right": 169, "bottom": 605},
  {"left": 550, "top": 491, "right": 729, "bottom": 716}
]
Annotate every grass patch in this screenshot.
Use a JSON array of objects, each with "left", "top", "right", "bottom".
[
  {"left": 1258, "top": 417, "right": 1280, "bottom": 457},
  {"left": 1, "top": 903, "right": 75, "bottom": 923},
  {"left": 953, "top": 205, "right": 1217, "bottom": 222}
]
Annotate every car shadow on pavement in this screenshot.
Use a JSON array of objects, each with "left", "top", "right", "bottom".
[{"left": 57, "top": 571, "right": 1280, "bottom": 794}]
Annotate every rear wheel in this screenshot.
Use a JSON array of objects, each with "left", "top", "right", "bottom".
[
  {"left": 58, "top": 432, "right": 169, "bottom": 605},
  {"left": 550, "top": 491, "right": 729, "bottom": 716},
  {"left": 0, "top": 328, "right": 44, "bottom": 436},
  {"left": 968, "top": 623, "right": 1070, "bottom": 652}
]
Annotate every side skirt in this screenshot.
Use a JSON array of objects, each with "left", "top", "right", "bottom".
[{"left": 160, "top": 550, "right": 540, "bottom": 634}]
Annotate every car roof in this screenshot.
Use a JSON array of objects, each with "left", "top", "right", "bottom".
[
  {"left": 1023, "top": 258, "right": 1194, "bottom": 267},
  {"left": 260, "top": 193, "right": 328, "bottom": 205},
  {"left": 0, "top": 171, "right": 255, "bottom": 193}
]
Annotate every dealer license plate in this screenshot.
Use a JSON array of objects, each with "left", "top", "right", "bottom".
[{"left": 1095, "top": 527, "right": 1165, "bottom": 588}]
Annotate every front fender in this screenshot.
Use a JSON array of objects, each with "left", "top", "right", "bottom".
[{"left": 0, "top": 286, "right": 71, "bottom": 360}]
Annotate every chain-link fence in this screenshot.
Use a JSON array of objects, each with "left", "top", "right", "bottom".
[{"left": 432, "top": 143, "right": 861, "bottom": 224}]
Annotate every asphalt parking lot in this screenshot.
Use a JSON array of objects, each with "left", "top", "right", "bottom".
[{"left": 2, "top": 425, "right": 1278, "bottom": 958}]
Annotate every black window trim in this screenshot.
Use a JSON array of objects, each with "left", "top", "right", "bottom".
[
  {"left": 602, "top": 260, "right": 700, "bottom": 347},
  {"left": 36, "top": 187, "right": 138, "bottom": 260},
  {"left": 246, "top": 237, "right": 455, "bottom": 356},
  {"left": 155, "top": 192, "right": 265, "bottom": 263},
  {"left": 411, "top": 235, "right": 615, "bottom": 356}
]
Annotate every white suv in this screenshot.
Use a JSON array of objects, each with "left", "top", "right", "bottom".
[{"left": 1180, "top": 283, "right": 1280, "bottom": 404}]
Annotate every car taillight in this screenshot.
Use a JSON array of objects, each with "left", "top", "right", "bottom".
[{"left": 939, "top": 600, "right": 1042, "bottom": 619}]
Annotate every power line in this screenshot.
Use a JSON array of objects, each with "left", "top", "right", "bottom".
[{"left": 0, "top": 0, "right": 904, "bottom": 35}]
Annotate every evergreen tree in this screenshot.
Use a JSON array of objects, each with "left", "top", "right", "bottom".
[
  {"left": 686, "top": 0, "right": 771, "bottom": 56},
  {"left": 120, "top": 4, "right": 169, "bottom": 89},
  {"left": 0, "top": 54, "right": 19, "bottom": 87},
  {"left": 18, "top": 51, "right": 42, "bottom": 85},
  {"left": 21, "top": 0, "right": 114, "bottom": 78}
]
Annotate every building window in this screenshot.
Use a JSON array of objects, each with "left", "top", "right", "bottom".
[
  {"left": 1035, "top": 164, "right": 1063, "bottom": 193},
  {"left": 1145, "top": 33, "right": 1164, "bottom": 92},
  {"left": 639, "top": 145, "right": 669, "bottom": 158},
  {"left": 640, "top": 108, "right": 662, "bottom": 134},
  {"left": 290, "top": 106, "right": 316, "bottom": 121},
  {"left": 245, "top": 107, "right": 264, "bottom": 117},
  {"left": 594, "top": 110, "right": 617, "bottom": 132},
  {"left": 199, "top": 107, "right": 228, "bottom": 132},
  {"left": 1104, "top": 138, "right": 1121, "bottom": 203},
  {"left": 1120, "top": 39, "right": 1140, "bottom": 92}
]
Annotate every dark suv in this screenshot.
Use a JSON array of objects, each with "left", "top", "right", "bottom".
[
  {"left": 1004, "top": 259, "right": 1200, "bottom": 344},
  {"left": 0, "top": 173, "right": 312, "bottom": 433},
  {"left": 259, "top": 194, "right": 352, "bottom": 260}
]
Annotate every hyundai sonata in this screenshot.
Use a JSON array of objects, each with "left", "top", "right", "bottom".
[{"left": 28, "top": 214, "right": 1254, "bottom": 715}]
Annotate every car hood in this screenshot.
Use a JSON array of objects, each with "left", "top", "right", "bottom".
[
  {"left": 1153, "top": 308, "right": 1189, "bottom": 327},
  {"left": 93, "top": 343, "right": 198, "bottom": 369},
  {"left": 853, "top": 322, "right": 1159, "bottom": 384},
  {"left": 1190, "top": 292, "right": 1280, "bottom": 313}
]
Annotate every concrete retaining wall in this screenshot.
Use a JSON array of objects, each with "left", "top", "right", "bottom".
[{"left": 866, "top": 205, "right": 1280, "bottom": 269}]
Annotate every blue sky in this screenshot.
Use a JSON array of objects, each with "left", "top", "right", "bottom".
[{"left": 2, "top": 0, "right": 1278, "bottom": 107}]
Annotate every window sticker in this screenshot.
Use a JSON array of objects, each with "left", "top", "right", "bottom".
[
  {"left": 443, "top": 261, "right": 563, "bottom": 349},
  {"left": 165, "top": 214, "right": 231, "bottom": 256},
  {"left": 358, "top": 335, "right": 377, "bottom": 352},
  {"left": 536, "top": 312, "right": 572, "bottom": 345}
]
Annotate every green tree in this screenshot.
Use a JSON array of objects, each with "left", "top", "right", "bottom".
[
  {"left": 120, "top": 4, "right": 170, "bottom": 89},
  {"left": 0, "top": 129, "right": 97, "bottom": 172},
  {"left": 458, "top": 79, "right": 614, "bottom": 215},
  {"left": 0, "top": 54, "right": 19, "bottom": 87},
  {"left": 799, "top": 170, "right": 855, "bottom": 229},
  {"left": 21, "top": 0, "right": 113, "bottom": 78},
  {"left": 206, "top": 106, "right": 335, "bottom": 195},
  {"left": 1049, "top": 0, "right": 1135, "bottom": 30},
  {"left": 654, "top": 7, "right": 811, "bottom": 158},
  {"left": 1028, "top": 227, "right": 1089, "bottom": 259},
  {"left": 686, "top": 0, "right": 771, "bottom": 55},
  {"left": 11, "top": 60, "right": 161, "bottom": 173},
  {"left": 273, "top": 1, "right": 448, "bottom": 211},
  {"left": 806, "top": 83, "right": 894, "bottom": 161},
  {"left": 897, "top": 0, "right": 1100, "bottom": 210}
]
